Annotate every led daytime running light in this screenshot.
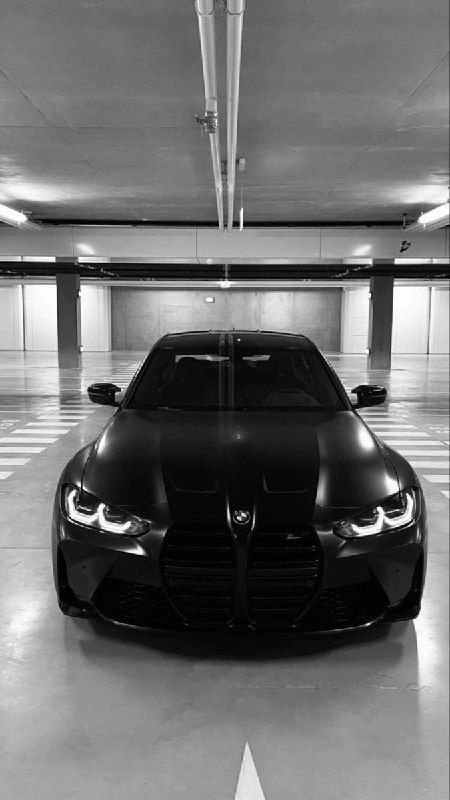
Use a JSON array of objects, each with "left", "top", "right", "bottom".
[
  {"left": 64, "top": 486, "right": 147, "bottom": 536},
  {"left": 334, "top": 488, "right": 417, "bottom": 539}
]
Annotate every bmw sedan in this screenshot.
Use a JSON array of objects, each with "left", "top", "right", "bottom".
[{"left": 52, "top": 331, "right": 427, "bottom": 632}]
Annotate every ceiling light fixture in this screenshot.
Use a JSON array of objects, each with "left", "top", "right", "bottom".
[
  {"left": 407, "top": 201, "right": 450, "bottom": 233},
  {"left": 0, "top": 203, "right": 41, "bottom": 230}
]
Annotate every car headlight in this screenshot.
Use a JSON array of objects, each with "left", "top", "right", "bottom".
[
  {"left": 333, "top": 487, "right": 418, "bottom": 539},
  {"left": 62, "top": 484, "right": 149, "bottom": 536}
]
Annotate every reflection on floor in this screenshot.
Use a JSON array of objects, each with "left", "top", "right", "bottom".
[{"left": 0, "top": 351, "right": 448, "bottom": 800}]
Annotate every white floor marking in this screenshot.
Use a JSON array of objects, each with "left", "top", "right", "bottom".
[
  {"left": 442, "top": 491, "right": 450, "bottom": 499},
  {"left": 369, "top": 424, "right": 416, "bottom": 429},
  {"left": 384, "top": 439, "right": 442, "bottom": 446},
  {"left": 0, "top": 437, "right": 58, "bottom": 444},
  {"left": 0, "top": 471, "right": 13, "bottom": 480},
  {"left": 423, "top": 474, "right": 450, "bottom": 484},
  {"left": 26, "top": 421, "right": 79, "bottom": 427},
  {"left": 38, "top": 414, "right": 88, "bottom": 422},
  {"left": 234, "top": 743, "right": 266, "bottom": 800},
  {"left": 13, "top": 428, "right": 71, "bottom": 435},
  {"left": 0, "top": 446, "right": 45, "bottom": 453},
  {"left": 376, "top": 431, "right": 429, "bottom": 438},
  {"left": 410, "top": 460, "right": 450, "bottom": 469},
  {"left": 0, "top": 457, "right": 30, "bottom": 466},
  {"left": 396, "top": 449, "right": 449, "bottom": 456}
]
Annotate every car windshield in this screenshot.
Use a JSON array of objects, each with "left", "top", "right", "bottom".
[{"left": 128, "top": 342, "right": 346, "bottom": 411}]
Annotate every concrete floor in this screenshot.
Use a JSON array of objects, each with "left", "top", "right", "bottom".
[{"left": 0, "top": 351, "right": 448, "bottom": 800}]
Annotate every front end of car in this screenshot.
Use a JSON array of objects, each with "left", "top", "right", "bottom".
[{"left": 52, "top": 450, "right": 427, "bottom": 633}]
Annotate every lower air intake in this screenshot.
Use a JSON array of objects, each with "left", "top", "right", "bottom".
[
  {"left": 162, "top": 524, "right": 235, "bottom": 625},
  {"left": 300, "top": 581, "right": 388, "bottom": 631},
  {"left": 248, "top": 525, "right": 322, "bottom": 627},
  {"left": 94, "top": 577, "right": 181, "bottom": 628}
]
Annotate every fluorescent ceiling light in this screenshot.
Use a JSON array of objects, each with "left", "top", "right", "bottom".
[
  {"left": 407, "top": 202, "right": 450, "bottom": 233},
  {"left": 0, "top": 203, "right": 27, "bottom": 225},
  {"left": 0, "top": 203, "right": 40, "bottom": 230},
  {"left": 418, "top": 203, "right": 449, "bottom": 227}
]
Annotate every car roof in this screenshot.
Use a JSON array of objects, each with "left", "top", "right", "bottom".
[{"left": 158, "top": 330, "right": 316, "bottom": 351}]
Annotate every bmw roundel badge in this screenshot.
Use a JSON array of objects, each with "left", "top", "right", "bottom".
[{"left": 232, "top": 509, "right": 251, "bottom": 525}]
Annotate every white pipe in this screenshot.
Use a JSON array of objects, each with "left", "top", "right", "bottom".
[
  {"left": 226, "top": 0, "right": 245, "bottom": 231},
  {"left": 195, "top": 0, "right": 224, "bottom": 231}
]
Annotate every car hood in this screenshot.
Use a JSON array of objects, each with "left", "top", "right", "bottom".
[{"left": 82, "top": 409, "right": 399, "bottom": 525}]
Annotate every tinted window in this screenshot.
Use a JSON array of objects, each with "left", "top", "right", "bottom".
[
  {"left": 130, "top": 347, "right": 225, "bottom": 410},
  {"left": 232, "top": 347, "right": 343, "bottom": 409},
  {"left": 128, "top": 344, "right": 344, "bottom": 411}
]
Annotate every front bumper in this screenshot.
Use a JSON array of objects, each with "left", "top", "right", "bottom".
[{"left": 52, "top": 501, "right": 427, "bottom": 633}]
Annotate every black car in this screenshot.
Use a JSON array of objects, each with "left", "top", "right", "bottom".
[{"left": 52, "top": 331, "right": 427, "bottom": 633}]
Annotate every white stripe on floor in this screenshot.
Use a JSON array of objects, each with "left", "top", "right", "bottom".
[
  {"left": 0, "top": 437, "right": 58, "bottom": 444},
  {"left": 369, "top": 424, "right": 416, "bottom": 429},
  {"left": 376, "top": 431, "right": 429, "bottom": 438},
  {"left": 0, "top": 446, "right": 45, "bottom": 453},
  {"left": 384, "top": 439, "right": 441, "bottom": 446},
  {"left": 409, "top": 460, "right": 450, "bottom": 469},
  {"left": 37, "top": 416, "right": 87, "bottom": 421},
  {"left": 0, "top": 458, "right": 30, "bottom": 466},
  {"left": 442, "top": 491, "right": 450, "bottom": 499},
  {"left": 0, "top": 471, "right": 13, "bottom": 480},
  {"left": 26, "top": 421, "right": 80, "bottom": 427},
  {"left": 13, "top": 428, "right": 71, "bottom": 435},
  {"left": 400, "top": 450, "right": 449, "bottom": 456},
  {"left": 423, "top": 474, "right": 450, "bottom": 484}
]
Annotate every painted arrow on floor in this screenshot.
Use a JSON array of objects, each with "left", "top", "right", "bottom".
[{"left": 234, "top": 742, "right": 266, "bottom": 800}]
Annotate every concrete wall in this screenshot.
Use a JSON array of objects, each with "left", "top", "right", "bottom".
[
  {"left": 392, "top": 286, "right": 431, "bottom": 354},
  {"left": 23, "top": 284, "right": 57, "bottom": 350},
  {"left": 111, "top": 289, "right": 343, "bottom": 352},
  {"left": 429, "top": 287, "right": 450, "bottom": 353},
  {"left": 341, "top": 288, "right": 370, "bottom": 353},
  {"left": 0, "top": 285, "right": 24, "bottom": 350},
  {"left": 80, "top": 285, "right": 111, "bottom": 352}
]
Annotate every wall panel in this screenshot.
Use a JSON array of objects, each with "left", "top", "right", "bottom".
[
  {"left": 429, "top": 288, "right": 450, "bottom": 353},
  {"left": 392, "top": 286, "right": 430, "bottom": 354},
  {"left": 23, "top": 284, "right": 57, "bottom": 351},
  {"left": 0, "top": 286, "right": 24, "bottom": 350},
  {"left": 111, "top": 288, "right": 342, "bottom": 352}
]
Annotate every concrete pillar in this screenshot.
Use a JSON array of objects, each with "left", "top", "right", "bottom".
[
  {"left": 368, "top": 275, "right": 394, "bottom": 370},
  {"left": 56, "top": 273, "right": 81, "bottom": 368}
]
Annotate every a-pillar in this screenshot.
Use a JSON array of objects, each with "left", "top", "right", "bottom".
[
  {"left": 56, "top": 273, "right": 81, "bottom": 368},
  {"left": 368, "top": 274, "right": 394, "bottom": 370}
]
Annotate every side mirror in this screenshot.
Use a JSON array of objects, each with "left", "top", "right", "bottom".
[
  {"left": 87, "top": 382, "right": 122, "bottom": 407},
  {"left": 352, "top": 384, "right": 387, "bottom": 409}
]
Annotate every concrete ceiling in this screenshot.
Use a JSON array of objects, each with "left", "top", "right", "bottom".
[{"left": 0, "top": 0, "right": 448, "bottom": 223}]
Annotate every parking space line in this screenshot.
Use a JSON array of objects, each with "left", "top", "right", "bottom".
[
  {"left": 0, "top": 471, "right": 13, "bottom": 480},
  {"left": 0, "top": 446, "right": 45, "bottom": 453},
  {"left": 423, "top": 474, "right": 450, "bottom": 484},
  {"left": 409, "top": 460, "right": 450, "bottom": 469},
  {"left": 13, "top": 428, "right": 71, "bottom": 435},
  {"left": 0, "top": 458, "right": 30, "bottom": 466},
  {"left": 26, "top": 421, "right": 80, "bottom": 427},
  {"left": 0, "top": 437, "right": 58, "bottom": 444},
  {"left": 384, "top": 439, "right": 442, "bottom": 446}
]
